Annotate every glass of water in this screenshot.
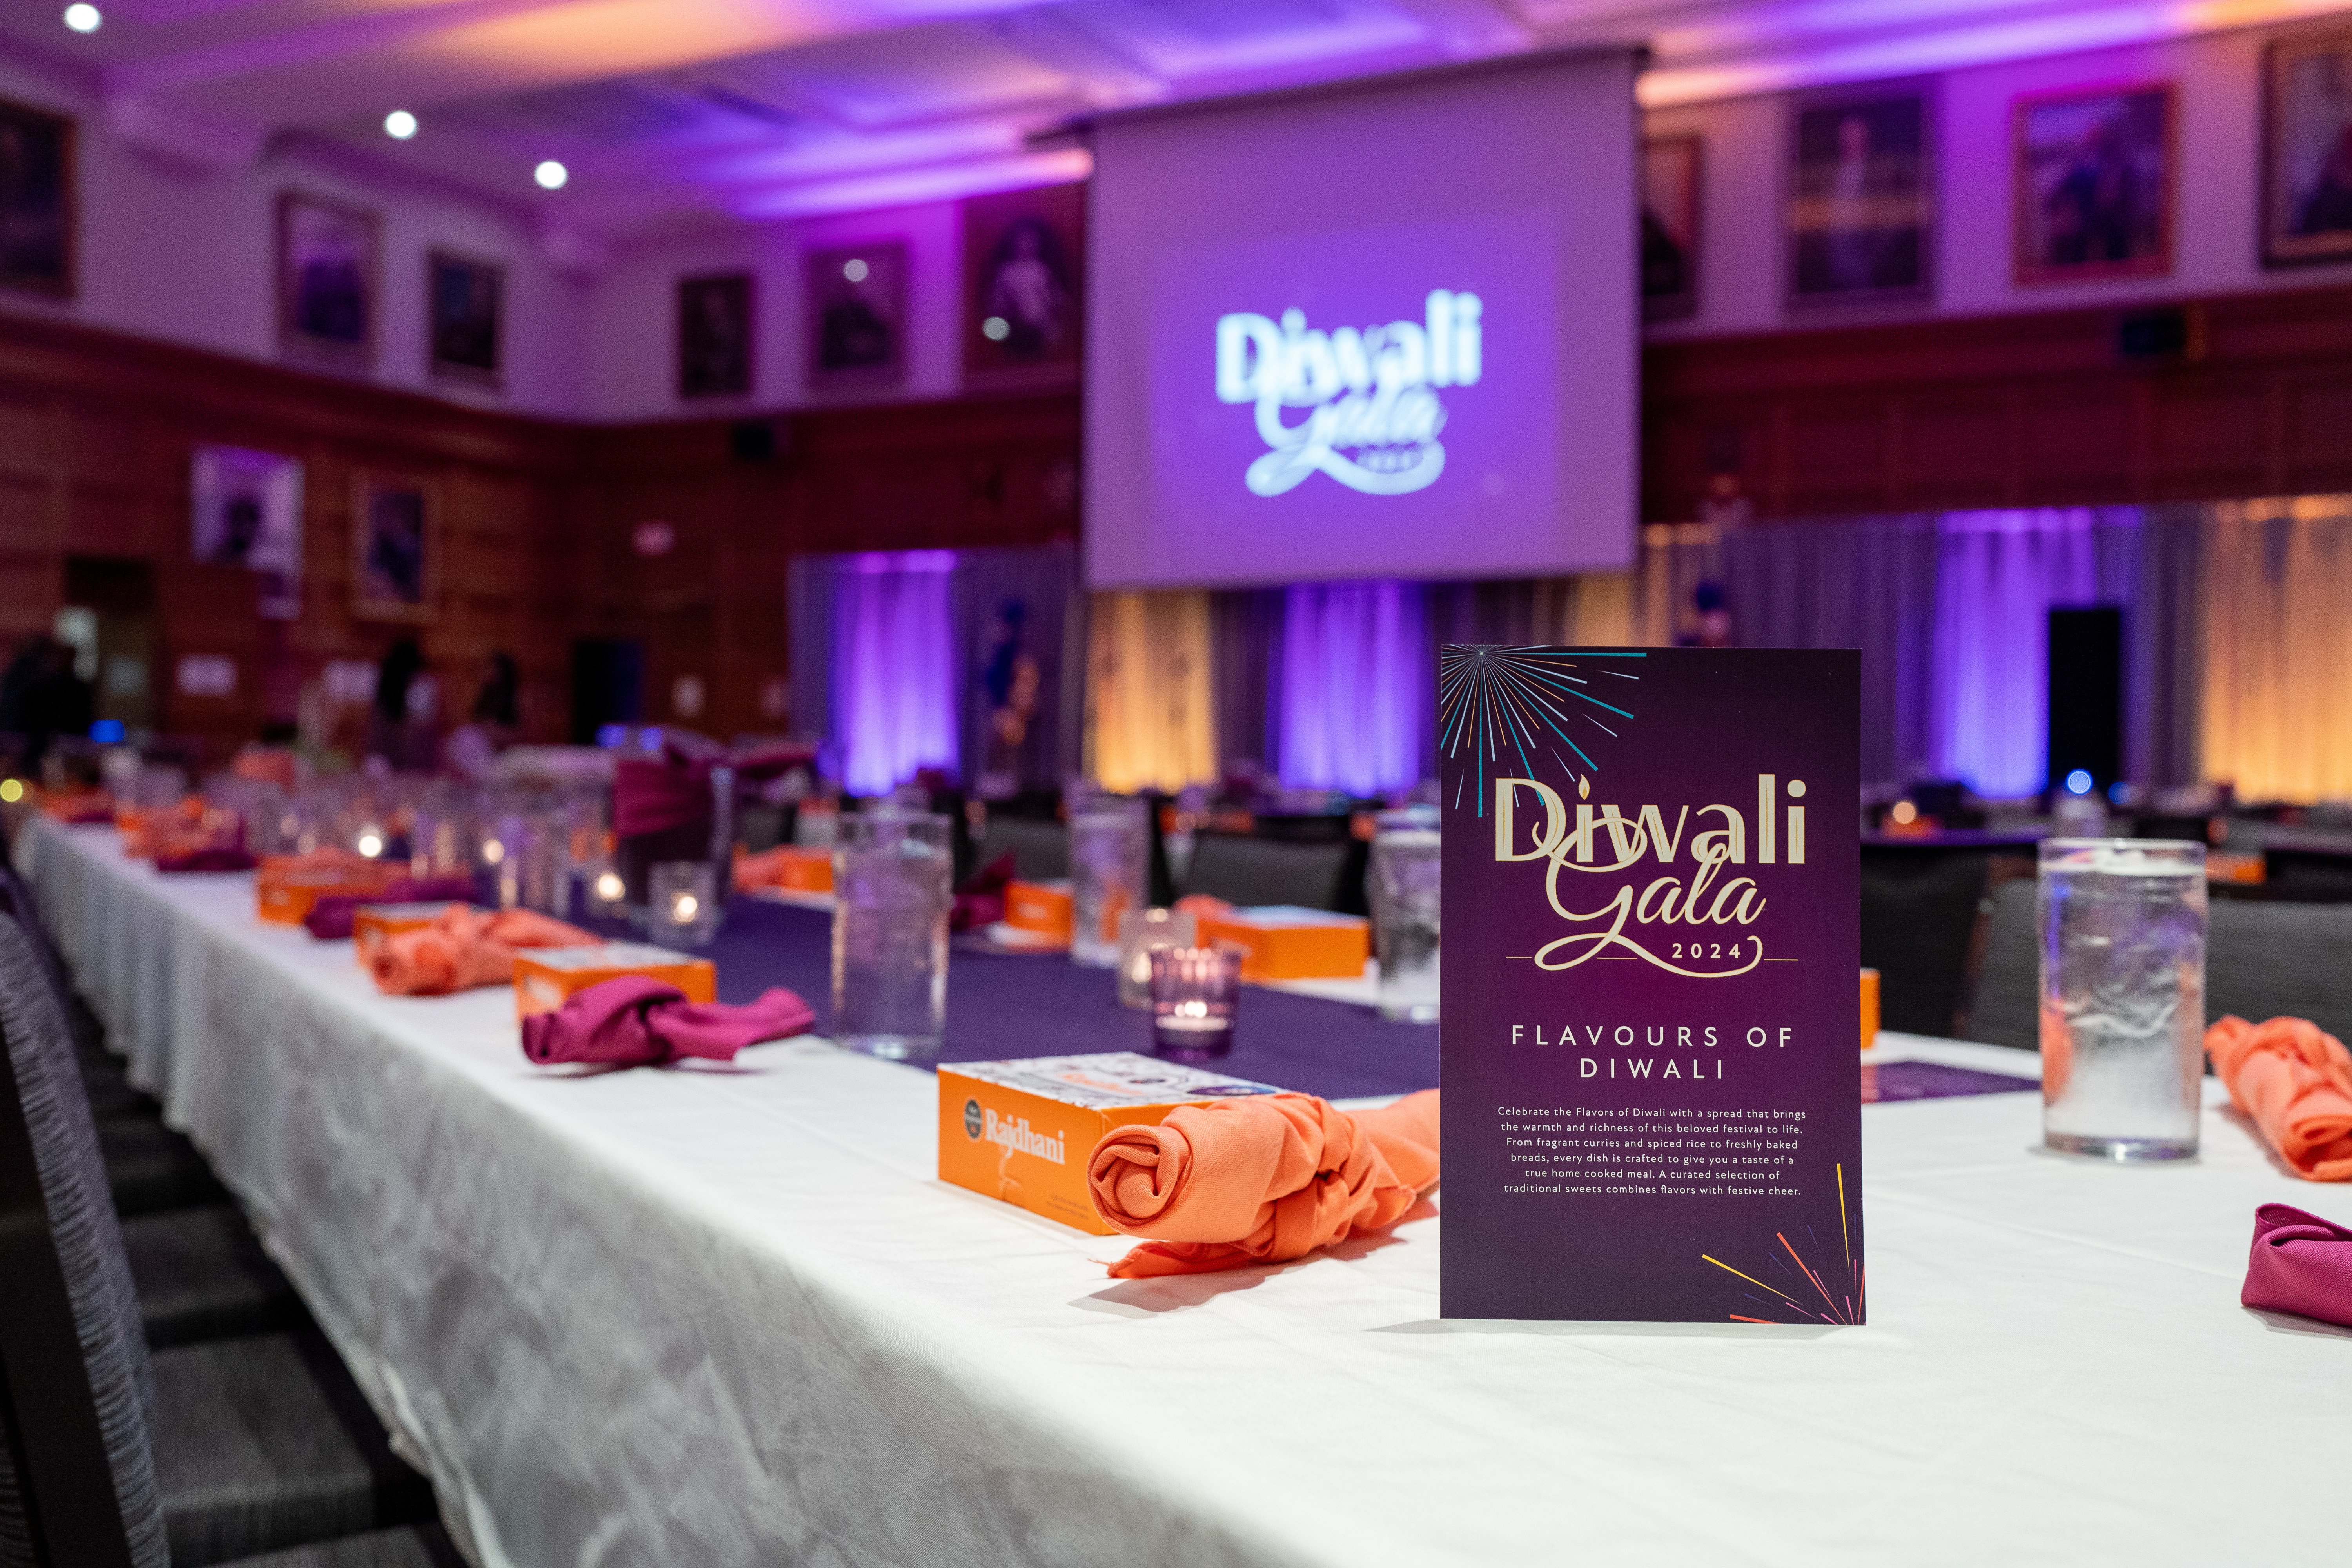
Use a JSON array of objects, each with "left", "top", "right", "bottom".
[
  {"left": 2038, "top": 838, "right": 2207, "bottom": 1161},
  {"left": 1069, "top": 795, "right": 1148, "bottom": 969},
  {"left": 830, "top": 810, "right": 951, "bottom": 1059},
  {"left": 1370, "top": 806, "right": 1441, "bottom": 1022}
]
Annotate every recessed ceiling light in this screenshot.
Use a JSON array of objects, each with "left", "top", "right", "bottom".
[
  {"left": 63, "top": 4, "right": 101, "bottom": 32},
  {"left": 981, "top": 316, "right": 1010, "bottom": 341},
  {"left": 534, "top": 159, "right": 568, "bottom": 190},
  {"left": 842, "top": 257, "right": 869, "bottom": 283},
  {"left": 383, "top": 110, "right": 418, "bottom": 140}
]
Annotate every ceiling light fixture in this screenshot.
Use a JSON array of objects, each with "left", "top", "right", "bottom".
[
  {"left": 842, "top": 257, "right": 869, "bottom": 283},
  {"left": 383, "top": 110, "right": 418, "bottom": 140},
  {"left": 534, "top": 160, "right": 569, "bottom": 190},
  {"left": 981, "top": 316, "right": 1010, "bottom": 341},
  {"left": 62, "top": 4, "right": 100, "bottom": 32}
]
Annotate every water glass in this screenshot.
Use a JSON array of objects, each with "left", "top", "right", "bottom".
[
  {"left": 1116, "top": 906, "right": 1196, "bottom": 1009},
  {"left": 1069, "top": 795, "right": 1148, "bottom": 968},
  {"left": 649, "top": 860, "right": 720, "bottom": 950},
  {"left": 1370, "top": 806, "right": 1441, "bottom": 1022},
  {"left": 1149, "top": 946, "right": 1241, "bottom": 1060},
  {"left": 2038, "top": 838, "right": 2207, "bottom": 1161},
  {"left": 830, "top": 811, "right": 951, "bottom": 1058}
]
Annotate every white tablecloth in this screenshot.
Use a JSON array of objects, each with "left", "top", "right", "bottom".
[{"left": 22, "top": 820, "right": 2351, "bottom": 1568}]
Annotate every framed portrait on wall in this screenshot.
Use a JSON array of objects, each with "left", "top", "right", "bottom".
[
  {"left": 0, "top": 97, "right": 74, "bottom": 298},
  {"left": 1785, "top": 83, "right": 1935, "bottom": 310},
  {"left": 2014, "top": 83, "right": 2175, "bottom": 285},
  {"left": 805, "top": 241, "right": 907, "bottom": 391},
  {"left": 2264, "top": 29, "right": 2352, "bottom": 268},
  {"left": 428, "top": 249, "right": 503, "bottom": 387},
  {"left": 961, "top": 183, "right": 1082, "bottom": 387},
  {"left": 278, "top": 192, "right": 378, "bottom": 364},
  {"left": 1641, "top": 134, "right": 1702, "bottom": 322},
  {"left": 352, "top": 473, "right": 437, "bottom": 623},
  {"left": 191, "top": 445, "right": 304, "bottom": 619},
  {"left": 678, "top": 272, "right": 753, "bottom": 399}
]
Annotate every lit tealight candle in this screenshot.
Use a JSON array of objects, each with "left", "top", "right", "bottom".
[
  {"left": 671, "top": 893, "right": 699, "bottom": 924},
  {"left": 595, "top": 871, "right": 625, "bottom": 903}
]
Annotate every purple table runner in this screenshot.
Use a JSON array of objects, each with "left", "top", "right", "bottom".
[{"left": 670, "top": 898, "right": 1439, "bottom": 1101}]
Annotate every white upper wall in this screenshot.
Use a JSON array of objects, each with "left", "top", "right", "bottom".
[
  {"left": 4, "top": 18, "right": 2341, "bottom": 424},
  {"left": 580, "top": 198, "right": 966, "bottom": 422},
  {"left": 1646, "top": 23, "right": 2341, "bottom": 340},
  {"left": 0, "top": 56, "right": 591, "bottom": 419}
]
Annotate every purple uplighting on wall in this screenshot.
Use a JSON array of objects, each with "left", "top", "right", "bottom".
[
  {"left": 1279, "top": 580, "right": 1426, "bottom": 795},
  {"left": 833, "top": 550, "right": 959, "bottom": 795},
  {"left": 1929, "top": 509, "right": 2135, "bottom": 797}
]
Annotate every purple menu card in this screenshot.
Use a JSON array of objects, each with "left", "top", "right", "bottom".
[{"left": 1439, "top": 648, "right": 1863, "bottom": 1322}]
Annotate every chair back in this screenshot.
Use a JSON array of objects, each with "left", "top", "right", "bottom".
[
  {"left": 1964, "top": 877, "right": 2352, "bottom": 1051},
  {"left": 1962, "top": 878, "right": 2038, "bottom": 1050},
  {"left": 0, "top": 911, "right": 167, "bottom": 1568},
  {"left": 1861, "top": 848, "right": 1993, "bottom": 1037},
  {"left": 972, "top": 817, "right": 1068, "bottom": 881},
  {"left": 1182, "top": 833, "right": 1354, "bottom": 913}
]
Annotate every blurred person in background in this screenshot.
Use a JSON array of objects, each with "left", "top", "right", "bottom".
[
  {"left": 0, "top": 633, "right": 92, "bottom": 777},
  {"left": 443, "top": 651, "right": 521, "bottom": 782},
  {"left": 365, "top": 638, "right": 441, "bottom": 774}
]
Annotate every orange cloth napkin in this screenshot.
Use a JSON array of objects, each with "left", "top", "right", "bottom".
[
  {"left": 1087, "top": 1089, "right": 1439, "bottom": 1278},
  {"left": 370, "top": 906, "right": 598, "bottom": 996},
  {"left": 2207, "top": 1014, "right": 2352, "bottom": 1181}
]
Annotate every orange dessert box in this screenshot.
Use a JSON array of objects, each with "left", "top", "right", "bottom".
[
  {"left": 938, "top": 1053, "right": 1286, "bottom": 1234},
  {"left": 756, "top": 845, "right": 835, "bottom": 893},
  {"left": 513, "top": 942, "right": 717, "bottom": 1019},
  {"left": 256, "top": 864, "right": 398, "bottom": 924},
  {"left": 352, "top": 902, "right": 481, "bottom": 966},
  {"left": 1004, "top": 878, "right": 1074, "bottom": 940},
  {"left": 1860, "top": 967, "right": 1881, "bottom": 1051},
  {"left": 1194, "top": 905, "right": 1369, "bottom": 983}
]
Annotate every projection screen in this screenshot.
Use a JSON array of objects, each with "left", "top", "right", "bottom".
[{"left": 1083, "top": 47, "right": 1639, "bottom": 590}]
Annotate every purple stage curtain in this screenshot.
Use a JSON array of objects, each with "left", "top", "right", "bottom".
[
  {"left": 1927, "top": 509, "right": 2139, "bottom": 797},
  {"left": 1278, "top": 581, "right": 1426, "bottom": 795},
  {"left": 832, "top": 551, "right": 959, "bottom": 795}
]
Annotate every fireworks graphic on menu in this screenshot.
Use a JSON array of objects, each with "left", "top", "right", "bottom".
[
  {"left": 1437, "top": 645, "right": 1645, "bottom": 815},
  {"left": 1702, "top": 1164, "right": 1866, "bottom": 1325}
]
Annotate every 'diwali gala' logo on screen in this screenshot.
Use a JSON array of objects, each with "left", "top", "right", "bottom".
[{"left": 1213, "top": 290, "right": 1483, "bottom": 498}]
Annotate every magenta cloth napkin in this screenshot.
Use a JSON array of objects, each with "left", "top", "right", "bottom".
[
  {"left": 2242, "top": 1203, "right": 2352, "bottom": 1328},
  {"left": 520, "top": 975, "right": 815, "bottom": 1068},
  {"left": 154, "top": 847, "right": 258, "bottom": 873},
  {"left": 303, "top": 877, "right": 481, "bottom": 940}
]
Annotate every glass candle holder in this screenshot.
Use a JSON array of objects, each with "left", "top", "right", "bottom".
[
  {"left": 1116, "top": 906, "right": 1196, "bottom": 1009},
  {"left": 649, "top": 860, "right": 721, "bottom": 950},
  {"left": 1149, "top": 946, "right": 1240, "bottom": 1060}
]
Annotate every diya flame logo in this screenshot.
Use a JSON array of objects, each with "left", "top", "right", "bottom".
[{"left": 1214, "top": 289, "right": 1483, "bottom": 497}]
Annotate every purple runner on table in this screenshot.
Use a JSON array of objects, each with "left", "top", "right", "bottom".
[
  {"left": 1861, "top": 1059, "right": 2038, "bottom": 1102},
  {"left": 652, "top": 897, "right": 1439, "bottom": 1101}
]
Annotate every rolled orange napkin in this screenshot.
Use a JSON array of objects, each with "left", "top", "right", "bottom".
[
  {"left": 370, "top": 906, "right": 599, "bottom": 996},
  {"left": 1087, "top": 1089, "right": 1439, "bottom": 1278},
  {"left": 2207, "top": 1014, "right": 2352, "bottom": 1181}
]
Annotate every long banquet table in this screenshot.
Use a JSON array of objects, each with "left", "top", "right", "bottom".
[{"left": 21, "top": 818, "right": 2352, "bottom": 1568}]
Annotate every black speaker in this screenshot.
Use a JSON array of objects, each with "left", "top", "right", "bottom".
[
  {"left": 570, "top": 638, "right": 644, "bottom": 744},
  {"left": 2047, "top": 606, "right": 2123, "bottom": 796}
]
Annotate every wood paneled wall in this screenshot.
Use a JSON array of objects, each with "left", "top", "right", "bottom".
[
  {"left": 1641, "top": 282, "right": 2352, "bottom": 523},
  {"left": 4, "top": 279, "right": 2343, "bottom": 757},
  {"left": 0, "top": 312, "right": 581, "bottom": 752}
]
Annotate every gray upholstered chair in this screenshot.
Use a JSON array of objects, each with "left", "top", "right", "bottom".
[
  {"left": 0, "top": 911, "right": 440, "bottom": 1566},
  {"left": 0, "top": 865, "right": 293, "bottom": 1347},
  {"left": 1961, "top": 878, "right": 2038, "bottom": 1051},
  {"left": 1181, "top": 832, "right": 1355, "bottom": 912},
  {"left": 1961, "top": 877, "right": 2352, "bottom": 1050},
  {"left": 972, "top": 815, "right": 1069, "bottom": 880}
]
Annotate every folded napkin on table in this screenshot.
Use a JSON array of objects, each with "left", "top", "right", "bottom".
[
  {"left": 2241, "top": 1203, "right": 2352, "bottom": 1328},
  {"left": 2207, "top": 1014, "right": 2352, "bottom": 1181},
  {"left": 154, "top": 846, "right": 258, "bottom": 873},
  {"left": 370, "top": 906, "right": 597, "bottom": 996},
  {"left": 1087, "top": 1089, "right": 1440, "bottom": 1278},
  {"left": 951, "top": 851, "right": 1017, "bottom": 932},
  {"left": 40, "top": 791, "right": 114, "bottom": 824},
  {"left": 521, "top": 975, "right": 815, "bottom": 1067},
  {"left": 302, "top": 877, "right": 481, "bottom": 940}
]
